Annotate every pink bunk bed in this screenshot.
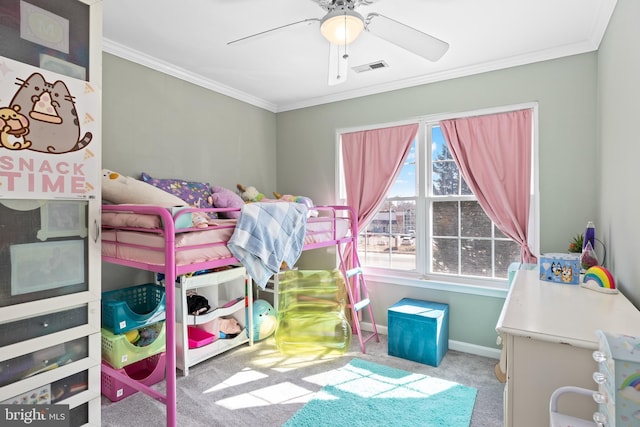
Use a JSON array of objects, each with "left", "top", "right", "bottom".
[{"left": 100, "top": 203, "right": 360, "bottom": 427}]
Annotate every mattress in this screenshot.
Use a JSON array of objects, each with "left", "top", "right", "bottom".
[{"left": 101, "top": 215, "right": 350, "bottom": 267}]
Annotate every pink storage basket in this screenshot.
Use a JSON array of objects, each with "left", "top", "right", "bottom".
[
  {"left": 101, "top": 352, "right": 166, "bottom": 402},
  {"left": 187, "top": 326, "right": 215, "bottom": 349}
]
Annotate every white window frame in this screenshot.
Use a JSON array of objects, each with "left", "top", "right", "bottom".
[{"left": 336, "top": 102, "right": 539, "bottom": 297}]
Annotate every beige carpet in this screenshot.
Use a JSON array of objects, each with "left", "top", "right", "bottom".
[{"left": 101, "top": 334, "right": 503, "bottom": 426}]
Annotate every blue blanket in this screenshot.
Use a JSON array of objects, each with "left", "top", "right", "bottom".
[{"left": 227, "top": 202, "right": 308, "bottom": 288}]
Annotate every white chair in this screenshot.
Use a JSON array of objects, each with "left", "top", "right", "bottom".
[{"left": 549, "top": 386, "right": 600, "bottom": 427}]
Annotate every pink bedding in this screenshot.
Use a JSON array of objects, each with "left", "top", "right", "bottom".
[{"left": 101, "top": 210, "right": 351, "bottom": 267}]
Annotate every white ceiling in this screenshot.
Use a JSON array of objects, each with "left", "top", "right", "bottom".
[{"left": 102, "top": 0, "right": 617, "bottom": 113}]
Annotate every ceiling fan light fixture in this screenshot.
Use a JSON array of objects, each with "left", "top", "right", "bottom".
[{"left": 320, "top": 9, "right": 364, "bottom": 45}]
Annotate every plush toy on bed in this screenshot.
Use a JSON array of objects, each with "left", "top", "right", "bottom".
[
  {"left": 237, "top": 184, "right": 271, "bottom": 203},
  {"left": 273, "top": 192, "right": 318, "bottom": 217},
  {"left": 236, "top": 183, "right": 318, "bottom": 217},
  {"left": 209, "top": 186, "right": 244, "bottom": 219}
]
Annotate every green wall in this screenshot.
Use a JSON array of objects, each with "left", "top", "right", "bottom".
[
  {"left": 103, "top": 54, "right": 277, "bottom": 190},
  {"left": 101, "top": 54, "right": 277, "bottom": 290},
  {"left": 598, "top": 0, "right": 640, "bottom": 308},
  {"left": 102, "top": 44, "right": 608, "bottom": 353},
  {"left": 276, "top": 53, "right": 599, "bottom": 351}
]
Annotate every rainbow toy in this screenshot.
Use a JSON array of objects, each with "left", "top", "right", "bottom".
[{"left": 581, "top": 266, "right": 618, "bottom": 294}]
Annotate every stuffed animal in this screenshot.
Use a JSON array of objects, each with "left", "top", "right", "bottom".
[
  {"left": 102, "top": 169, "right": 187, "bottom": 206},
  {"left": 134, "top": 324, "right": 160, "bottom": 347},
  {"left": 210, "top": 185, "right": 244, "bottom": 218},
  {"left": 251, "top": 299, "right": 277, "bottom": 341},
  {"left": 273, "top": 192, "right": 318, "bottom": 217},
  {"left": 218, "top": 317, "right": 242, "bottom": 339},
  {"left": 237, "top": 184, "right": 270, "bottom": 203}
]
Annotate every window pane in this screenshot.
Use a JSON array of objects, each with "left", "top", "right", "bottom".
[
  {"left": 431, "top": 126, "right": 451, "bottom": 161},
  {"left": 432, "top": 201, "right": 458, "bottom": 236},
  {"left": 358, "top": 200, "right": 416, "bottom": 270},
  {"left": 494, "top": 224, "right": 508, "bottom": 239},
  {"left": 461, "top": 201, "right": 491, "bottom": 237},
  {"left": 392, "top": 200, "right": 416, "bottom": 235},
  {"left": 341, "top": 113, "right": 534, "bottom": 283},
  {"left": 432, "top": 238, "right": 458, "bottom": 274},
  {"left": 495, "top": 240, "right": 521, "bottom": 277},
  {"left": 389, "top": 142, "right": 416, "bottom": 197},
  {"left": 461, "top": 176, "right": 472, "bottom": 195},
  {"left": 391, "top": 200, "right": 416, "bottom": 270},
  {"left": 358, "top": 232, "right": 390, "bottom": 268},
  {"left": 461, "top": 239, "right": 492, "bottom": 277},
  {"left": 432, "top": 159, "right": 460, "bottom": 195},
  {"left": 390, "top": 236, "right": 416, "bottom": 270}
]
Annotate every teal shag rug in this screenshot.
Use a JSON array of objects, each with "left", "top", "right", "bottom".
[{"left": 283, "top": 358, "right": 477, "bottom": 427}]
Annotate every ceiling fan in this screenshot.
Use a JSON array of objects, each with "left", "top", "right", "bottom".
[{"left": 227, "top": 0, "right": 449, "bottom": 85}]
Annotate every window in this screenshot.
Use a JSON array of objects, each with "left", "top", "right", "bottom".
[{"left": 339, "top": 106, "right": 537, "bottom": 287}]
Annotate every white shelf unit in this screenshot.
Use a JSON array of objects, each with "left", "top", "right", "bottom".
[{"left": 173, "top": 267, "right": 253, "bottom": 376}]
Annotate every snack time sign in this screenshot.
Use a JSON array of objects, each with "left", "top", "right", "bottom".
[
  {"left": 0, "top": 157, "right": 88, "bottom": 194},
  {"left": 0, "top": 56, "right": 99, "bottom": 198}
]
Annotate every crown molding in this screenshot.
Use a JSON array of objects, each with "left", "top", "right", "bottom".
[
  {"left": 102, "top": 38, "right": 278, "bottom": 113},
  {"left": 104, "top": 36, "right": 602, "bottom": 114},
  {"left": 277, "top": 40, "right": 599, "bottom": 112}
]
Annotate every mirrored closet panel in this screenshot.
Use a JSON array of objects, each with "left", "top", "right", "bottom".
[{"left": 0, "top": 199, "right": 89, "bottom": 307}]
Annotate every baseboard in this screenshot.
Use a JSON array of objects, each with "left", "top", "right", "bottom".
[
  {"left": 448, "top": 340, "right": 501, "bottom": 359},
  {"left": 359, "top": 322, "right": 501, "bottom": 360}
]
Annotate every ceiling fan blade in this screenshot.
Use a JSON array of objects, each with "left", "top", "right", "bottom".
[
  {"left": 328, "top": 43, "right": 349, "bottom": 85},
  {"left": 365, "top": 13, "right": 449, "bottom": 61},
  {"left": 228, "top": 18, "right": 319, "bottom": 45}
]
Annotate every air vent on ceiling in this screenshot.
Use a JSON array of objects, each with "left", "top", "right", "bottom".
[{"left": 352, "top": 60, "right": 389, "bottom": 73}]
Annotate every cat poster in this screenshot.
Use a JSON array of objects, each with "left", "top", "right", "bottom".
[{"left": 0, "top": 55, "right": 99, "bottom": 198}]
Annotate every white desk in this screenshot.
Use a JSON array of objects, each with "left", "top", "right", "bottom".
[{"left": 496, "top": 269, "right": 640, "bottom": 427}]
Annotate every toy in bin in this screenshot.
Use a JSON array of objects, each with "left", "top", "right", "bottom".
[
  {"left": 101, "top": 322, "right": 166, "bottom": 369},
  {"left": 218, "top": 318, "right": 242, "bottom": 339},
  {"left": 187, "top": 326, "right": 215, "bottom": 349}
]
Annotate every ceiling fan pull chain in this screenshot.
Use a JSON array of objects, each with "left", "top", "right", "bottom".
[
  {"left": 343, "top": 12, "right": 349, "bottom": 60},
  {"left": 336, "top": 43, "right": 342, "bottom": 81}
]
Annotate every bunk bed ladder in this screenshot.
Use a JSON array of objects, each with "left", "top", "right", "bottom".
[{"left": 343, "top": 262, "right": 380, "bottom": 354}]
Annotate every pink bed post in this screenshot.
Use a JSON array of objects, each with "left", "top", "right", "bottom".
[
  {"left": 347, "top": 206, "right": 361, "bottom": 303},
  {"left": 155, "top": 207, "right": 177, "bottom": 427}
]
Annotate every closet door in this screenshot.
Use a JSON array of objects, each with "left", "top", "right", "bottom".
[{"left": 0, "top": 1, "right": 102, "bottom": 425}]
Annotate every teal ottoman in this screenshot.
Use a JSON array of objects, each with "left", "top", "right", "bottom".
[{"left": 388, "top": 298, "right": 449, "bottom": 367}]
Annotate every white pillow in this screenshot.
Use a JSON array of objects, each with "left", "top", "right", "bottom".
[{"left": 102, "top": 169, "right": 187, "bottom": 206}]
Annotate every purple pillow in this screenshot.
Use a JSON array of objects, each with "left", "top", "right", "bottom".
[
  {"left": 141, "top": 172, "right": 214, "bottom": 209},
  {"left": 210, "top": 186, "right": 245, "bottom": 219}
]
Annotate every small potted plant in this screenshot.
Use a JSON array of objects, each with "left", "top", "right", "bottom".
[{"left": 568, "top": 233, "right": 583, "bottom": 253}]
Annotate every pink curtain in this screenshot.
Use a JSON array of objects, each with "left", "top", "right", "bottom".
[
  {"left": 342, "top": 123, "right": 419, "bottom": 233},
  {"left": 440, "top": 110, "right": 536, "bottom": 263}
]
